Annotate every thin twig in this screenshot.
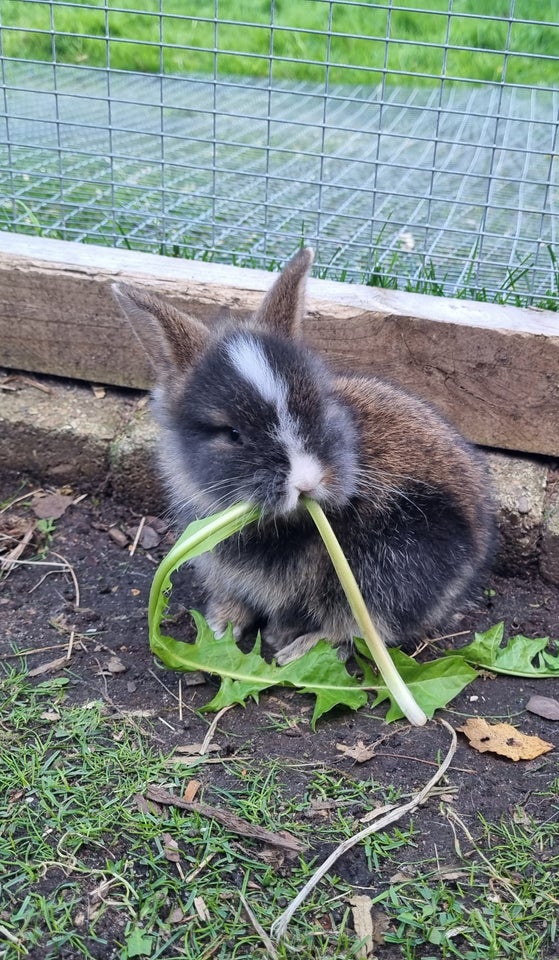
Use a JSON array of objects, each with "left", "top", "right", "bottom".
[
  {"left": 51, "top": 551, "right": 80, "bottom": 609},
  {"left": 270, "top": 719, "right": 457, "bottom": 942},
  {"left": 0, "top": 642, "right": 86, "bottom": 661},
  {"left": 411, "top": 630, "right": 471, "bottom": 657},
  {"left": 200, "top": 705, "right": 233, "bottom": 755},
  {"left": 373, "top": 751, "right": 476, "bottom": 775},
  {"left": 0, "top": 489, "right": 42, "bottom": 514},
  {"left": 183, "top": 852, "right": 216, "bottom": 885},
  {"left": 28, "top": 568, "right": 65, "bottom": 593},
  {"left": 445, "top": 809, "right": 527, "bottom": 906},
  {"left": 239, "top": 891, "right": 279, "bottom": 960},
  {"left": 129, "top": 517, "right": 146, "bottom": 557},
  {"left": 1, "top": 523, "right": 36, "bottom": 573},
  {"left": 146, "top": 784, "right": 305, "bottom": 853},
  {"left": 0, "top": 558, "right": 69, "bottom": 568},
  {"left": 148, "top": 668, "right": 200, "bottom": 718}
]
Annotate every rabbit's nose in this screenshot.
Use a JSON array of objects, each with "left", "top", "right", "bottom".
[{"left": 289, "top": 453, "right": 325, "bottom": 495}]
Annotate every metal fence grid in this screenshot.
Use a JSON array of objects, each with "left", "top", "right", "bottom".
[{"left": 0, "top": 1, "right": 558, "bottom": 304}]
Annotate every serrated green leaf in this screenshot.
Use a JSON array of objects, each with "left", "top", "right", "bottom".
[
  {"left": 542, "top": 649, "right": 559, "bottom": 670},
  {"left": 148, "top": 503, "right": 493, "bottom": 727},
  {"left": 148, "top": 504, "right": 369, "bottom": 724},
  {"left": 152, "top": 611, "right": 368, "bottom": 727},
  {"left": 452, "top": 621, "right": 505, "bottom": 665},
  {"left": 355, "top": 639, "right": 478, "bottom": 722},
  {"left": 124, "top": 927, "right": 153, "bottom": 958},
  {"left": 453, "top": 622, "right": 559, "bottom": 677}
]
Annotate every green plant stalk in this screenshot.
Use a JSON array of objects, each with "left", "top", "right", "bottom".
[
  {"left": 148, "top": 501, "right": 260, "bottom": 633},
  {"left": 303, "top": 497, "right": 428, "bottom": 727}
]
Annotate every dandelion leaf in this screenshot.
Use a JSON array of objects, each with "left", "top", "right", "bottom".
[
  {"left": 455, "top": 622, "right": 559, "bottom": 677},
  {"left": 153, "top": 611, "right": 368, "bottom": 726},
  {"left": 356, "top": 641, "right": 477, "bottom": 722}
]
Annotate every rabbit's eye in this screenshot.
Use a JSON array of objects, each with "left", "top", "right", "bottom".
[{"left": 205, "top": 422, "right": 242, "bottom": 444}]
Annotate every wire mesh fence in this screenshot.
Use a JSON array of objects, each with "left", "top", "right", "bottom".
[{"left": 0, "top": 1, "right": 558, "bottom": 305}]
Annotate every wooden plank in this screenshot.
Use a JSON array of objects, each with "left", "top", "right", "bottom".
[{"left": 0, "top": 232, "right": 558, "bottom": 456}]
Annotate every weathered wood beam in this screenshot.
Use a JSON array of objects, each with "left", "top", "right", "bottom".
[{"left": 0, "top": 233, "right": 558, "bottom": 455}]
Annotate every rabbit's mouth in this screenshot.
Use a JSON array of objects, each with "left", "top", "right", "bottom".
[{"left": 274, "top": 474, "right": 351, "bottom": 518}]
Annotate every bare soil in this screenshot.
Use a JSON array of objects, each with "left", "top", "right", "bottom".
[{"left": 1, "top": 471, "right": 558, "bottom": 959}]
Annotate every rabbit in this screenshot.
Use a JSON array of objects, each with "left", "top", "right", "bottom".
[{"left": 113, "top": 247, "right": 494, "bottom": 664}]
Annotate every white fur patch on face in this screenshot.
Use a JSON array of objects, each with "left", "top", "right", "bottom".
[
  {"left": 226, "top": 333, "right": 326, "bottom": 510},
  {"left": 226, "top": 335, "right": 287, "bottom": 410},
  {"left": 288, "top": 450, "right": 324, "bottom": 495}
]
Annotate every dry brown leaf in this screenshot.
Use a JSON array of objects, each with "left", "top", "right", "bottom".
[
  {"left": 457, "top": 718, "right": 554, "bottom": 761},
  {"left": 182, "top": 779, "right": 202, "bottom": 802},
  {"left": 27, "top": 656, "right": 68, "bottom": 677},
  {"left": 432, "top": 867, "right": 469, "bottom": 881},
  {"left": 174, "top": 743, "right": 221, "bottom": 756},
  {"left": 32, "top": 492, "right": 73, "bottom": 520},
  {"left": 0, "top": 514, "right": 34, "bottom": 547},
  {"left": 144, "top": 516, "right": 169, "bottom": 534},
  {"left": 165, "top": 755, "right": 204, "bottom": 768},
  {"left": 108, "top": 527, "right": 129, "bottom": 548},
  {"left": 307, "top": 799, "right": 339, "bottom": 818},
  {"left": 336, "top": 739, "right": 376, "bottom": 763},
  {"left": 8, "top": 790, "right": 25, "bottom": 804},
  {"left": 389, "top": 868, "right": 415, "bottom": 883},
  {"left": 89, "top": 879, "right": 111, "bottom": 903},
  {"left": 512, "top": 806, "right": 532, "bottom": 827},
  {"left": 106, "top": 656, "right": 127, "bottom": 674},
  {"left": 349, "top": 895, "right": 375, "bottom": 959},
  {"left": 359, "top": 802, "right": 397, "bottom": 824},
  {"left": 126, "top": 523, "right": 162, "bottom": 549},
  {"left": 167, "top": 907, "right": 187, "bottom": 924},
  {"left": 134, "top": 793, "right": 166, "bottom": 818},
  {"left": 139, "top": 524, "right": 162, "bottom": 549},
  {"left": 162, "top": 833, "right": 181, "bottom": 863},
  {"left": 526, "top": 695, "right": 559, "bottom": 721},
  {"left": 121, "top": 709, "right": 155, "bottom": 718},
  {"left": 40, "top": 710, "right": 60, "bottom": 723},
  {"left": 194, "top": 896, "right": 210, "bottom": 922},
  {"left": 370, "top": 909, "right": 390, "bottom": 946}
]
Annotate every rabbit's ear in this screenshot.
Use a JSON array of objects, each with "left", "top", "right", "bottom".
[
  {"left": 253, "top": 247, "right": 314, "bottom": 338},
  {"left": 112, "top": 283, "right": 210, "bottom": 374}
]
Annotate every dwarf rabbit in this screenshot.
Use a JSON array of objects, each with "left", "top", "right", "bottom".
[{"left": 113, "top": 248, "right": 494, "bottom": 663}]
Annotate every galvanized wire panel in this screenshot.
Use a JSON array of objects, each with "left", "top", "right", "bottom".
[{"left": 0, "top": 0, "right": 557, "bottom": 303}]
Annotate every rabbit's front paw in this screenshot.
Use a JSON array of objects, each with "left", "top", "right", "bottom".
[
  {"left": 273, "top": 631, "right": 330, "bottom": 665},
  {"left": 206, "top": 596, "right": 254, "bottom": 640}
]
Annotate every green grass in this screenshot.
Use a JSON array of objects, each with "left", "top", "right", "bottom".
[
  {"left": 2, "top": 197, "right": 558, "bottom": 309},
  {"left": 1, "top": 668, "right": 558, "bottom": 959},
  {"left": 1, "top": 0, "right": 558, "bottom": 87},
  {"left": 384, "top": 807, "right": 559, "bottom": 959}
]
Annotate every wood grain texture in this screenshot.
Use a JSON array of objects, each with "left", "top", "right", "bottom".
[{"left": 1, "top": 233, "right": 558, "bottom": 455}]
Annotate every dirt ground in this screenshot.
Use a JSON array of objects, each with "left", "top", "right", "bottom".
[{"left": 1, "top": 471, "right": 558, "bottom": 957}]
